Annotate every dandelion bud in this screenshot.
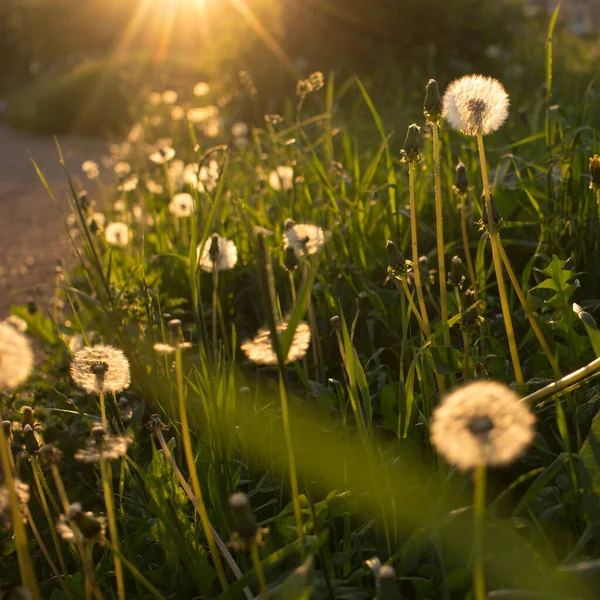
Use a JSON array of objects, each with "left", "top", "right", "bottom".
[
  {"left": 39, "top": 444, "right": 63, "bottom": 465},
  {"left": 480, "top": 193, "right": 503, "bottom": 229},
  {"left": 21, "top": 406, "right": 34, "bottom": 428},
  {"left": 474, "top": 362, "right": 488, "bottom": 380},
  {"left": 77, "top": 190, "right": 91, "bottom": 211},
  {"left": 424, "top": 79, "right": 443, "bottom": 124},
  {"left": 2, "top": 420, "right": 12, "bottom": 442},
  {"left": 90, "top": 425, "right": 106, "bottom": 445},
  {"left": 284, "top": 246, "right": 299, "bottom": 272},
  {"left": 23, "top": 424, "right": 39, "bottom": 455},
  {"left": 448, "top": 256, "right": 463, "bottom": 288},
  {"left": 229, "top": 492, "right": 258, "bottom": 543},
  {"left": 330, "top": 315, "right": 341, "bottom": 331},
  {"left": 168, "top": 319, "right": 183, "bottom": 335},
  {"left": 462, "top": 289, "right": 478, "bottom": 328},
  {"left": 75, "top": 510, "right": 105, "bottom": 540},
  {"left": 376, "top": 565, "right": 399, "bottom": 600},
  {"left": 386, "top": 240, "right": 406, "bottom": 275},
  {"left": 401, "top": 124, "right": 422, "bottom": 164},
  {"left": 209, "top": 233, "right": 221, "bottom": 264},
  {"left": 453, "top": 161, "right": 469, "bottom": 195},
  {"left": 590, "top": 155, "right": 600, "bottom": 190}
]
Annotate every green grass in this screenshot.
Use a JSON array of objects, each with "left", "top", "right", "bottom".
[{"left": 3, "top": 19, "right": 600, "bottom": 600}]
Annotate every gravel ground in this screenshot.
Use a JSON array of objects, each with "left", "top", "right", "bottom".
[{"left": 0, "top": 123, "right": 107, "bottom": 318}]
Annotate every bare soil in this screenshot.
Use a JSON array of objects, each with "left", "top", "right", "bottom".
[{"left": 0, "top": 124, "right": 107, "bottom": 318}]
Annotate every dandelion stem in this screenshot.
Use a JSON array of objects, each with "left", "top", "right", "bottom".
[
  {"left": 472, "top": 465, "right": 487, "bottom": 600},
  {"left": 400, "top": 278, "right": 425, "bottom": 332},
  {"left": 174, "top": 347, "right": 230, "bottom": 590},
  {"left": 460, "top": 194, "right": 477, "bottom": 289},
  {"left": 476, "top": 133, "right": 525, "bottom": 393},
  {"left": 250, "top": 544, "right": 269, "bottom": 599},
  {"left": 278, "top": 372, "right": 306, "bottom": 555},
  {"left": 100, "top": 458, "right": 125, "bottom": 600},
  {"left": 152, "top": 425, "right": 252, "bottom": 600},
  {"left": 99, "top": 390, "right": 108, "bottom": 430},
  {"left": 496, "top": 239, "right": 560, "bottom": 378},
  {"left": 432, "top": 124, "right": 451, "bottom": 351},
  {"left": 30, "top": 458, "right": 68, "bottom": 575},
  {"left": 212, "top": 266, "right": 219, "bottom": 364},
  {"left": 0, "top": 425, "right": 40, "bottom": 600}
]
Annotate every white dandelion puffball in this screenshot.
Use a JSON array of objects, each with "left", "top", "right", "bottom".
[
  {"left": 105, "top": 222, "right": 131, "bottom": 247},
  {"left": 194, "top": 81, "right": 210, "bottom": 97},
  {"left": 269, "top": 166, "right": 294, "bottom": 191},
  {"left": 113, "top": 161, "right": 131, "bottom": 178},
  {"left": 149, "top": 91, "right": 162, "bottom": 105},
  {"left": 146, "top": 180, "right": 164, "bottom": 195},
  {"left": 241, "top": 320, "right": 311, "bottom": 366},
  {"left": 0, "top": 322, "right": 34, "bottom": 390},
  {"left": 149, "top": 145, "right": 176, "bottom": 164},
  {"left": 162, "top": 90, "right": 178, "bottom": 105},
  {"left": 70, "top": 344, "right": 131, "bottom": 394},
  {"left": 283, "top": 222, "right": 329, "bottom": 257},
  {"left": 442, "top": 75, "right": 509, "bottom": 136},
  {"left": 81, "top": 160, "right": 99, "bottom": 179},
  {"left": 232, "top": 122, "right": 249, "bottom": 138},
  {"left": 197, "top": 234, "right": 238, "bottom": 272},
  {"left": 430, "top": 381, "right": 535, "bottom": 471},
  {"left": 169, "top": 193, "right": 195, "bottom": 218}
]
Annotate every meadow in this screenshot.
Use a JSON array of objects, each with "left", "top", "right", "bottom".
[{"left": 3, "top": 6, "right": 600, "bottom": 599}]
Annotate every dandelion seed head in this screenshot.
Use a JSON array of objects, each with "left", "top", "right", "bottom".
[
  {"left": 0, "top": 322, "right": 34, "bottom": 391},
  {"left": 430, "top": 381, "right": 535, "bottom": 470},
  {"left": 149, "top": 144, "right": 176, "bottom": 164},
  {"left": 283, "top": 222, "right": 328, "bottom": 257},
  {"left": 58, "top": 503, "right": 106, "bottom": 544},
  {"left": 169, "top": 192, "right": 195, "bottom": 218},
  {"left": 0, "top": 479, "right": 30, "bottom": 528},
  {"left": 171, "top": 106, "right": 185, "bottom": 121},
  {"left": 113, "top": 161, "right": 131, "bottom": 178},
  {"left": 197, "top": 234, "right": 238, "bottom": 272},
  {"left": 75, "top": 426, "right": 132, "bottom": 463},
  {"left": 241, "top": 320, "right": 311, "bottom": 366},
  {"left": 194, "top": 81, "right": 210, "bottom": 97},
  {"left": 117, "top": 175, "right": 138, "bottom": 192},
  {"left": 161, "top": 90, "right": 178, "bottom": 105},
  {"left": 146, "top": 179, "right": 164, "bottom": 195},
  {"left": 81, "top": 160, "right": 99, "bottom": 179},
  {"left": 268, "top": 166, "right": 294, "bottom": 191},
  {"left": 442, "top": 75, "right": 509, "bottom": 136},
  {"left": 3, "top": 315, "right": 28, "bottom": 333},
  {"left": 104, "top": 222, "right": 131, "bottom": 247},
  {"left": 70, "top": 344, "right": 131, "bottom": 394}
]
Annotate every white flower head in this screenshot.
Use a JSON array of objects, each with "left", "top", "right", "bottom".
[
  {"left": 169, "top": 192, "right": 195, "bottom": 217},
  {"left": 241, "top": 320, "right": 311, "bottom": 366},
  {"left": 171, "top": 106, "right": 185, "bottom": 121},
  {"left": 283, "top": 220, "right": 329, "bottom": 257},
  {"left": 269, "top": 166, "right": 294, "bottom": 191},
  {"left": 149, "top": 144, "right": 176, "bottom": 164},
  {"left": 117, "top": 175, "right": 138, "bottom": 192},
  {"left": 197, "top": 233, "right": 238, "bottom": 272},
  {"left": 113, "top": 161, "right": 131, "bottom": 178},
  {"left": 146, "top": 180, "right": 164, "bottom": 195},
  {"left": 70, "top": 344, "right": 131, "bottom": 394},
  {"left": 4, "top": 315, "right": 28, "bottom": 333},
  {"left": 87, "top": 212, "right": 106, "bottom": 233},
  {"left": 149, "top": 91, "right": 162, "bottom": 105},
  {"left": 105, "top": 222, "right": 131, "bottom": 247},
  {"left": 0, "top": 322, "right": 34, "bottom": 391},
  {"left": 232, "top": 122, "right": 249, "bottom": 138},
  {"left": 81, "top": 160, "right": 99, "bottom": 179},
  {"left": 442, "top": 75, "right": 509, "bottom": 136},
  {"left": 430, "top": 381, "right": 535, "bottom": 471},
  {"left": 161, "top": 90, "right": 178, "bottom": 105},
  {"left": 194, "top": 81, "right": 210, "bottom": 97}
]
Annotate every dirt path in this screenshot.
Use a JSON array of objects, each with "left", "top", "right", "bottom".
[{"left": 0, "top": 124, "right": 107, "bottom": 318}]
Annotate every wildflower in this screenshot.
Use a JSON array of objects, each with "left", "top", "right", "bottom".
[
  {"left": 170, "top": 106, "right": 185, "bottom": 121},
  {"left": 81, "top": 160, "right": 99, "bottom": 179},
  {"left": 149, "top": 145, "right": 176, "bottom": 164},
  {"left": 241, "top": 319, "right": 311, "bottom": 365},
  {"left": 265, "top": 114, "right": 283, "bottom": 125},
  {"left": 478, "top": 192, "right": 503, "bottom": 230},
  {"left": 296, "top": 71, "right": 324, "bottom": 98},
  {"left": 75, "top": 425, "right": 132, "bottom": 463},
  {"left": 194, "top": 81, "right": 210, "bottom": 97},
  {"left": 283, "top": 220, "right": 328, "bottom": 257},
  {"left": 57, "top": 502, "right": 106, "bottom": 544},
  {"left": 70, "top": 344, "right": 131, "bottom": 394},
  {"left": 400, "top": 124, "right": 422, "bottom": 164},
  {"left": 448, "top": 255, "right": 464, "bottom": 288},
  {"left": 3, "top": 315, "right": 28, "bottom": 333},
  {"left": 153, "top": 319, "right": 192, "bottom": 354},
  {"left": 197, "top": 234, "right": 238, "bottom": 272},
  {"left": 118, "top": 175, "right": 138, "bottom": 193},
  {"left": 231, "top": 122, "right": 249, "bottom": 138},
  {"left": 161, "top": 90, "right": 178, "bottom": 105},
  {"left": 186, "top": 106, "right": 219, "bottom": 124},
  {"left": 269, "top": 165, "right": 294, "bottom": 191},
  {"left": 442, "top": 75, "right": 509, "bottom": 136},
  {"left": 0, "top": 322, "right": 34, "bottom": 391},
  {"left": 168, "top": 192, "right": 195, "bottom": 218},
  {"left": 113, "top": 161, "right": 131, "bottom": 178},
  {"left": 430, "top": 381, "right": 535, "bottom": 470},
  {"left": 461, "top": 289, "right": 480, "bottom": 330},
  {"left": 590, "top": 155, "right": 600, "bottom": 190},
  {"left": 149, "top": 91, "right": 162, "bottom": 105},
  {"left": 104, "top": 222, "right": 131, "bottom": 247},
  {"left": 423, "top": 79, "right": 443, "bottom": 124},
  {"left": 146, "top": 180, "right": 164, "bottom": 195},
  {"left": 87, "top": 212, "right": 106, "bottom": 233},
  {"left": 228, "top": 492, "right": 268, "bottom": 550},
  {"left": 203, "top": 118, "right": 221, "bottom": 138},
  {"left": 0, "top": 479, "right": 30, "bottom": 528}
]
